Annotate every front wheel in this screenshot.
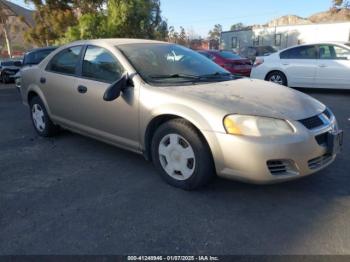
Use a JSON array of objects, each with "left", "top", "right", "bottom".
[
  {"left": 1, "top": 73, "right": 9, "bottom": 84},
  {"left": 266, "top": 71, "right": 287, "bottom": 86},
  {"left": 151, "top": 119, "right": 215, "bottom": 190}
]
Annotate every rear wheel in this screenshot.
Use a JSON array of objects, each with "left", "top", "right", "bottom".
[
  {"left": 151, "top": 119, "right": 215, "bottom": 190},
  {"left": 3, "top": 74, "right": 10, "bottom": 84},
  {"left": 29, "top": 96, "right": 59, "bottom": 137},
  {"left": 266, "top": 71, "right": 287, "bottom": 86}
]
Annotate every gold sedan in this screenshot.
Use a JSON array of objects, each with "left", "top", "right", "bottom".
[{"left": 20, "top": 39, "right": 343, "bottom": 189}]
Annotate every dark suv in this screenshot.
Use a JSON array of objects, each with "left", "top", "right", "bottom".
[{"left": 0, "top": 60, "right": 22, "bottom": 83}]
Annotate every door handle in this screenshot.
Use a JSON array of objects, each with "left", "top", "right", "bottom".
[
  {"left": 319, "top": 64, "right": 327, "bottom": 68},
  {"left": 282, "top": 63, "right": 289, "bottom": 66},
  {"left": 77, "top": 85, "right": 87, "bottom": 94},
  {"left": 40, "top": 77, "right": 46, "bottom": 84}
]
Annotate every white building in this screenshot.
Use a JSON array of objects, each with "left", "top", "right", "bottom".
[{"left": 220, "top": 21, "right": 350, "bottom": 51}]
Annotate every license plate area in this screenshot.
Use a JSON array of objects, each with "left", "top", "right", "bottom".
[{"left": 327, "top": 130, "right": 343, "bottom": 155}]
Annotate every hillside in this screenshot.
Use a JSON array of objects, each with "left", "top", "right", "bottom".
[
  {"left": 309, "top": 8, "right": 350, "bottom": 23},
  {"left": 266, "top": 8, "right": 350, "bottom": 26}
]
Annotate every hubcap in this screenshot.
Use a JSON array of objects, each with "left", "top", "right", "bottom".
[
  {"left": 158, "top": 134, "right": 196, "bottom": 180},
  {"left": 32, "top": 104, "right": 45, "bottom": 132},
  {"left": 269, "top": 74, "right": 283, "bottom": 85}
]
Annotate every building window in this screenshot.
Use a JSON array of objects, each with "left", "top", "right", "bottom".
[
  {"left": 231, "top": 37, "right": 238, "bottom": 48},
  {"left": 275, "top": 34, "right": 281, "bottom": 46},
  {"left": 253, "top": 36, "right": 260, "bottom": 46}
]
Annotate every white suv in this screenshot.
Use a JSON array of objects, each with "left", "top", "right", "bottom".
[{"left": 250, "top": 42, "right": 350, "bottom": 89}]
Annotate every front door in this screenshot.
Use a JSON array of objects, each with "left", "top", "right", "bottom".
[
  {"left": 316, "top": 44, "right": 350, "bottom": 89},
  {"left": 69, "top": 45, "right": 139, "bottom": 150}
]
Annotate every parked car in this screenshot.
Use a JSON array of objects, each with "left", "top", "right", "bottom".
[
  {"left": 20, "top": 39, "right": 343, "bottom": 189},
  {"left": 198, "top": 50, "right": 252, "bottom": 76},
  {"left": 14, "top": 46, "right": 57, "bottom": 88},
  {"left": 238, "top": 45, "right": 277, "bottom": 62},
  {"left": 0, "top": 60, "right": 22, "bottom": 83},
  {"left": 250, "top": 42, "right": 350, "bottom": 89}
]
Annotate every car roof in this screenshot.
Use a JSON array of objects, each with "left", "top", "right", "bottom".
[
  {"left": 278, "top": 41, "right": 350, "bottom": 53},
  {"left": 26, "top": 46, "right": 58, "bottom": 53},
  {"left": 67, "top": 38, "right": 167, "bottom": 47}
]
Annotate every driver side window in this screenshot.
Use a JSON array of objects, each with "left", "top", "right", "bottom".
[
  {"left": 319, "top": 45, "right": 350, "bottom": 60},
  {"left": 334, "top": 45, "right": 350, "bottom": 60},
  {"left": 82, "top": 46, "right": 124, "bottom": 83}
]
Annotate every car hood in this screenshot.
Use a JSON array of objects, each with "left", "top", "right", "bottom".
[
  {"left": 2, "top": 66, "right": 20, "bottom": 70},
  {"left": 162, "top": 78, "right": 325, "bottom": 120}
]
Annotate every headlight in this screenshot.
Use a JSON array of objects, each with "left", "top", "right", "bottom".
[{"left": 223, "top": 115, "right": 294, "bottom": 137}]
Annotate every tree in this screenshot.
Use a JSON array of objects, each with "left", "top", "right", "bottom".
[
  {"left": 26, "top": 0, "right": 168, "bottom": 45},
  {"left": 0, "top": 1, "right": 15, "bottom": 57},
  {"left": 24, "top": 0, "right": 107, "bottom": 46},
  {"left": 71, "top": 0, "right": 106, "bottom": 14},
  {"left": 332, "top": 0, "right": 350, "bottom": 8},
  {"left": 168, "top": 26, "right": 178, "bottom": 43},
  {"left": 177, "top": 26, "right": 188, "bottom": 46},
  {"left": 230, "top": 22, "right": 245, "bottom": 31},
  {"left": 208, "top": 24, "right": 222, "bottom": 40},
  {"left": 24, "top": 0, "right": 77, "bottom": 46},
  {"left": 107, "top": 0, "right": 167, "bottom": 39},
  {"left": 61, "top": 13, "right": 107, "bottom": 44}
]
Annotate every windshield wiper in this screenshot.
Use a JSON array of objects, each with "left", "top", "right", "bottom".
[
  {"left": 148, "top": 73, "right": 201, "bottom": 80},
  {"left": 199, "top": 72, "right": 232, "bottom": 78},
  {"left": 148, "top": 72, "right": 233, "bottom": 84}
]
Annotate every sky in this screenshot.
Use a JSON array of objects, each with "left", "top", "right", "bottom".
[{"left": 13, "top": 0, "right": 332, "bottom": 37}]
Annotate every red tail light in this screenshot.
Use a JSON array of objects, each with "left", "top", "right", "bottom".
[{"left": 253, "top": 58, "right": 264, "bottom": 67}]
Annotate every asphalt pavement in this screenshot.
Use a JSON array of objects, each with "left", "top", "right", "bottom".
[{"left": 0, "top": 83, "right": 349, "bottom": 255}]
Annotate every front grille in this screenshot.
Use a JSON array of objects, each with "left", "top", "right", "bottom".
[
  {"left": 299, "top": 109, "right": 332, "bottom": 130},
  {"left": 267, "top": 160, "right": 298, "bottom": 176},
  {"left": 324, "top": 108, "right": 332, "bottom": 119},
  {"left": 308, "top": 154, "right": 333, "bottom": 170},
  {"left": 315, "top": 132, "right": 328, "bottom": 146},
  {"left": 299, "top": 115, "right": 324, "bottom": 129}
]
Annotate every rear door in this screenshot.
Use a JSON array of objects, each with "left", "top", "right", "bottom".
[
  {"left": 279, "top": 45, "right": 318, "bottom": 88},
  {"left": 42, "top": 45, "right": 83, "bottom": 120},
  {"left": 316, "top": 44, "right": 350, "bottom": 89}
]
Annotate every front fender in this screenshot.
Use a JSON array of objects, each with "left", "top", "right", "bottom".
[
  {"left": 141, "top": 104, "right": 225, "bottom": 172},
  {"left": 149, "top": 103, "right": 213, "bottom": 132}
]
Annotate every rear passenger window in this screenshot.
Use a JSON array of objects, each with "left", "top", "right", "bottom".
[
  {"left": 82, "top": 46, "right": 124, "bottom": 83},
  {"left": 47, "top": 46, "right": 82, "bottom": 75},
  {"left": 280, "top": 46, "right": 317, "bottom": 59}
]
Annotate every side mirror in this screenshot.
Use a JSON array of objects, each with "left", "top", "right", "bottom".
[
  {"left": 103, "top": 74, "right": 128, "bottom": 102},
  {"left": 14, "top": 61, "right": 22, "bottom": 67}
]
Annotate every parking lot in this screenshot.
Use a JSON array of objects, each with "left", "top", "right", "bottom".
[{"left": 0, "top": 83, "right": 349, "bottom": 255}]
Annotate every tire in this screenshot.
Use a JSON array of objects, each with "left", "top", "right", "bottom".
[
  {"left": 266, "top": 71, "right": 288, "bottom": 86},
  {"left": 2, "top": 73, "right": 10, "bottom": 84},
  {"left": 151, "top": 119, "right": 215, "bottom": 190},
  {"left": 29, "top": 96, "right": 59, "bottom": 137}
]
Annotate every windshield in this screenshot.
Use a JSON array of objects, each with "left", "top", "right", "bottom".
[
  {"left": 118, "top": 43, "right": 233, "bottom": 85},
  {"left": 1, "top": 61, "right": 15, "bottom": 66},
  {"left": 23, "top": 49, "right": 56, "bottom": 65},
  {"left": 219, "top": 51, "right": 242, "bottom": 59}
]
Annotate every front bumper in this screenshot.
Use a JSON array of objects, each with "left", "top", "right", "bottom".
[{"left": 203, "top": 120, "right": 340, "bottom": 184}]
